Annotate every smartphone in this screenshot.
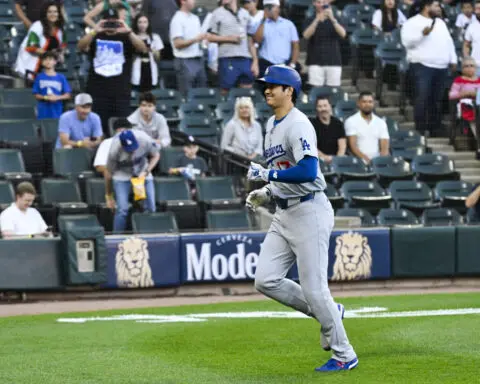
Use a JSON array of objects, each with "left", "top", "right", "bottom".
[
  {"left": 322, "top": 4, "right": 330, "bottom": 9},
  {"left": 103, "top": 21, "right": 120, "bottom": 29}
]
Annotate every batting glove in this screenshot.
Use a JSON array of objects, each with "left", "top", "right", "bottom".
[
  {"left": 247, "top": 162, "right": 270, "bottom": 182},
  {"left": 246, "top": 186, "right": 272, "bottom": 212}
]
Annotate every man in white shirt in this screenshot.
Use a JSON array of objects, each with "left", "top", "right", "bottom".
[
  {"left": 401, "top": 0, "right": 457, "bottom": 137},
  {"left": 456, "top": 1, "right": 476, "bottom": 31},
  {"left": 0, "top": 182, "right": 49, "bottom": 238},
  {"left": 464, "top": 1, "right": 480, "bottom": 76},
  {"left": 345, "top": 91, "right": 390, "bottom": 163},
  {"left": 169, "top": 0, "right": 208, "bottom": 96}
]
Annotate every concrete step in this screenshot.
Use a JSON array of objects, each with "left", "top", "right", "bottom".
[
  {"left": 457, "top": 167, "right": 480, "bottom": 176},
  {"left": 428, "top": 138, "right": 450, "bottom": 145},
  {"left": 461, "top": 175, "right": 480, "bottom": 184},
  {"left": 454, "top": 159, "right": 480, "bottom": 168},
  {"left": 443, "top": 151, "right": 478, "bottom": 161},
  {"left": 429, "top": 144, "right": 454, "bottom": 152},
  {"left": 342, "top": 85, "right": 357, "bottom": 94}
]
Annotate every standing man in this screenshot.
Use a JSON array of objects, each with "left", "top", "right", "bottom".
[
  {"left": 463, "top": 1, "right": 480, "bottom": 76},
  {"left": 208, "top": 0, "right": 259, "bottom": 95},
  {"left": 345, "top": 91, "right": 390, "bottom": 164},
  {"left": 251, "top": 0, "right": 300, "bottom": 77},
  {"left": 302, "top": 0, "right": 346, "bottom": 87},
  {"left": 104, "top": 128, "right": 160, "bottom": 232},
  {"left": 77, "top": 8, "right": 148, "bottom": 137},
  {"left": 169, "top": 0, "right": 208, "bottom": 96},
  {"left": 142, "top": 0, "right": 178, "bottom": 60},
  {"left": 401, "top": 0, "right": 457, "bottom": 136},
  {"left": 245, "top": 64, "right": 358, "bottom": 372},
  {"left": 310, "top": 97, "right": 347, "bottom": 163}
]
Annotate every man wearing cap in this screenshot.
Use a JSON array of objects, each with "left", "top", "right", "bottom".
[
  {"left": 56, "top": 93, "right": 103, "bottom": 149},
  {"left": 104, "top": 129, "right": 160, "bottom": 232},
  {"left": 77, "top": 7, "right": 148, "bottom": 137},
  {"left": 251, "top": 0, "right": 300, "bottom": 77}
]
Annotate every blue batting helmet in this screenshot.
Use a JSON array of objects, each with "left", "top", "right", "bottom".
[{"left": 256, "top": 65, "right": 302, "bottom": 97}]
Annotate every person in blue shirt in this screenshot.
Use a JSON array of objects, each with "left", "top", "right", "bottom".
[
  {"left": 32, "top": 51, "right": 71, "bottom": 119},
  {"left": 55, "top": 93, "right": 103, "bottom": 149}
]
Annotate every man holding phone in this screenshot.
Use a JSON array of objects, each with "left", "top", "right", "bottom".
[
  {"left": 401, "top": 0, "right": 457, "bottom": 137},
  {"left": 251, "top": 0, "right": 300, "bottom": 77},
  {"left": 77, "top": 7, "right": 148, "bottom": 137}
]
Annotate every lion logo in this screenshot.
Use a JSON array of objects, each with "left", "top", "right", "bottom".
[
  {"left": 332, "top": 232, "right": 372, "bottom": 281},
  {"left": 115, "top": 237, "right": 154, "bottom": 288}
]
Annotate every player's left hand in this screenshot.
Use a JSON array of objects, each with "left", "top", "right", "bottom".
[{"left": 247, "top": 162, "right": 269, "bottom": 182}]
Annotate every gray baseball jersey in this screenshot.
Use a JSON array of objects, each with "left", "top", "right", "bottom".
[{"left": 263, "top": 107, "right": 327, "bottom": 198}]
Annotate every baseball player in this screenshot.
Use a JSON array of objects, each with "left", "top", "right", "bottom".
[{"left": 246, "top": 65, "right": 358, "bottom": 372}]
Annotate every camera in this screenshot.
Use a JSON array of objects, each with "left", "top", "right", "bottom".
[{"left": 103, "top": 20, "right": 120, "bottom": 29}]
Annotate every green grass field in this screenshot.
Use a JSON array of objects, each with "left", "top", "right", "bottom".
[{"left": 1, "top": 293, "right": 479, "bottom": 384}]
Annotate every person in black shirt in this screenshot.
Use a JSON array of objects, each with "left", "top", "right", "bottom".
[
  {"left": 302, "top": 0, "right": 346, "bottom": 87},
  {"left": 309, "top": 97, "right": 347, "bottom": 163},
  {"left": 77, "top": 7, "right": 148, "bottom": 137}
]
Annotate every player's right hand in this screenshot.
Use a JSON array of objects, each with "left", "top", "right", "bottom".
[{"left": 246, "top": 186, "right": 272, "bottom": 212}]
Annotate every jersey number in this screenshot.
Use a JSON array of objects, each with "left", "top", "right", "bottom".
[{"left": 276, "top": 161, "right": 291, "bottom": 170}]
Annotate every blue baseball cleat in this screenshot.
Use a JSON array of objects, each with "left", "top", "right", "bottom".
[
  {"left": 321, "top": 303, "right": 345, "bottom": 351},
  {"left": 315, "top": 357, "right": 359, "bottom": 372}
]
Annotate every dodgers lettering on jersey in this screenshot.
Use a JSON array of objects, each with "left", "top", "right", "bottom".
[{"left": 264, "top": 108, "right": 326, "bottom": 199}]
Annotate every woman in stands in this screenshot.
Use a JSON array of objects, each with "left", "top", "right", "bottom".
[
  {"left": 84, "top": 0, "right": 133, "bottom": 28},
  {"left": 221, "top": 97, "right": 264, "bottom": 161},
  {"left": 131, "top": 14, "right": 164, "bottom": 92},
  {"left": 449, "top": 56, "right": 480, "bottom": 159},
  {"left": 372, "top": 0, "right": 407, "bottom": 33},
  {"left": 14, "top": 2, "right": 66, "bottom": 83}
]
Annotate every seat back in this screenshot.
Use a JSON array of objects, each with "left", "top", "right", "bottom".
[
  {"left": 216, "top": 101, "right": 235, "bottom": 123},
  {"left": 57, "top": 214, "right": 100, "bottom": 233},
  {"left": 334, "top": 100, "right": 357, "bottom": 120},
  {"left": 206, "top": 209, "right": 251, "bottom": 230},
  {"left": 340, "top": 180, "right": 388, "bottom": 200},
  {"left": 154, "top": 177, "right": 191, "bottom": 202},
  {"left": 350, "top": 25, "right": 383, "bottom": 46},
  {"left": 336, "top": 208, "right": 376, "bottom": 226},
  {"left": 296, "top": 102, "right": 316, "bottom": 118},
  {"left": 435, "top": 180, "right": 473, "bottom": 201},
  {"left": 372, "top": 156, "right": 412, "bottom": 178},
  {"left": 422, "top": 208, "right": 462, "bottom": 226},
  {"left": 227, "top": 88, "right": 263, "bottom": 103},
  {"left": 411, "top": 154, "right": 456, "bottom": 175},
  {"left": 390, "top": 130, "right": 425, "bottom": 149},
  {"left": 0, "top": 106, "right": 35, "bottom": 120},
  {"left": 0, "top": 180, "right": 14, "bottom": 205},
  {"left": 159, "top": 146, "right": 184, "bottom": 174},
  {"left": 187, "top": 88, "right": 222, "bottom": 107},
  {"left": 85, "top": 178, "right": 106, "bottom": 205},
  {"left": 131, "top": 212, "right": 178, "bottom": 233},
  {"left": 308, "top": 86, "right": 346, "bottom": 105},
  {"left": 389, "top": 181, "right": 433, "bottom": 203},
  {"left": 0, "top": 120, "right": 39, "bottom": 143},
  {"left": 391, "top": 146, "right": 425, "bottom": 161},
  {"left": 332, "top": 156, "right": 372, "bottom": 176},
  {"left": 196, "top": 176, "right": 236, "bottom": 201},
  {"left": 53, "top": 148, "right": 93, "bottom": 177},
  {"left": 179, "top": 116, "right": 218, "bottom": 139},
  {"left": 41, "top": 179, "right": 82, "bottom": 204},
  {"left": 382, "top": 116, "right": 399, "bottom": 135},
  {"left": 39, "top": 119, "right": 60, "bottom": 142},
  {"left": 1, "top": 88, "right": 36, "bottom": 106},
  {"left": 343, "top": 3, "right": 375, "bottom": 23},
  {"left": 374, "top": 41, "right": 406, "bottom": 65},
  {"left": 179, "top": 102, "right": 212, "bottom": 119},
  {"left": 340, "top": 14, "right": 360, "bottom": 34},
  {"left": 377, "top": 208, "right": 419, "bottom": 226},
  {"left": 0, "top": 149, "right": 25, "bottom": 173}
]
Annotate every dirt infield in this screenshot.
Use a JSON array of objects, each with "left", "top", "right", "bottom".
[{"left": 2, "top": 278, "right": 480, "bottom": 318}]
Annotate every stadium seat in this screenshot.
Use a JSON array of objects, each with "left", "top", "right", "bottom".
[
  {"left": 325, "top": 183, "right": 344, "bottom": 210},
  {"left": 376, "top": 208, "right": 419, "bottom": 226},
  {"left": 0, "top": 5, "right": 15, "bottom": 25},
  {"left": 53, "top": 148, "right": 94, "bottom": 178},
  {"left": 156, "top": 103, "right": 180, "bottom": 128},
  {"left": 0, "top": 106, "right": 35, "bottom": 120},
  {"left": 320, "top": 160, "right": 336, "bottom": 184},
  {"left": 374, "top": 41, "right": 406, "bottom": 100},
  {"left": 187, "top": 88, "right": 222, "bottom": 108},
  {"left": 296, "top": 102, "right": 316, "bottom": 119},
  {"left": 1, "top": 88, "right": 36, "bottom": 106},
  {"left": 383, "top": 116, "right": 399, "bottom": 135},
  {"left": 421, "top": 208, "right": 462, "bottom": 226},
  {"left": 159, "top": 146, "right": 184, "bottom": 174},
  {"left": 206, "top": 209, "right": 252, "bottom": 230},
  {"left": 371, "top": 155, "right": 414, "bottom": 188},
  {"left": 0, "top": 120, "right": 38, "bottom": 143},
  {"left": 57, "top": 214, "right": 100, "bottom": 234},
  {"left": 85, "top": 178, "right": 113, "bottom": 232},
  {"left": 434, "top": 180, "right": 473, "bottom": 214},
  {"left": 131, "top": 212, "right": 178, "bottom": 234},
  {"left": 39, "top": 119, "right": 60, "bottom": 142},
  {"left": 333, "top": 100, "right": 357, "bottom": 121},
  {"left": 227, "top": 88, "right": 263, "bottom": 103},
  {"left": 340, "top": 14, "right": 361, "bottom": 34},
  {"left": 391, "top": 146, "right": 425, "bottom": 162},
  {"left": 158, "top": 61, "right": 177, "bottom": 89},
  {"left": 331, "top": 156, "right": 375, "bottom": 181},
  {"left": 390, "top": 130, "right": 426, "bottom": 161},
  {"left": 388, "top": 180, "right": 440, "bottom": 214},
  {"left": 340, "top": 180, "right": 392, "bottom": 214},
  {"left": 343, "top": 3, "right": 375, "bottom": 23},
  {"left": 132, "top": 88, "right": 182, "bottom": 108},
  {"left": 178, "top": 101, "right": 214, "bottom": 119},
  {"left": 255, "top": 102, "right": 272, "bottom": 125},
  {"left": 411, "top": 154, "right": 460, "bottom": 186},
  {"left": 336, "top": 208, "right": 376, "bottom": 227},
  {"left": 215, "top": 101, "right": 235, "bottom": 124},
  {"left": 192, "top": 6, "right": 208, "bottom": 22},
  {"left": 0, "top": 180, "right": 14, "bottom": 210},
  {"left": 196, "top": 176, "right": 242, "bottom": 210},
  {"left": 308, "top": 86, "right": 346, "bottom": 106},
  {"left": 0, "top": 149, "right": 31, "bottom": 181},
  {"left": 178, "top": 116, "right": 219, "bottom": 144},
  {"left": 350, "top": 26, "right": 383, "bottom": 86},
  {"left": 154, "top": 177, "right": 200, "bottom": 230}
]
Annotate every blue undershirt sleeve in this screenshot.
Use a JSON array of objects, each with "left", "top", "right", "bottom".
[{"left": 268, "top": 156, "right": 318, "bottom": 184}]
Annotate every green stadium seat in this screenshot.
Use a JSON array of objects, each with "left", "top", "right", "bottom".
[
  {"left": 85, "top": 178, "right": 113, "bottom": 232},
  {"left": 325, "top": 183, "right": 344, "bottom": 210},
  {"left": 331, "top": 156, "right": 375, "bottom": 181},
  {"left": 0, "top": 106, "right": 35, "bottom": 120},
  {"left": 421, "top": 208, "right": 462, "bottom": 227},
  {"left": 206, "top": 209, "right": 252, "bottom": 230},
  {"left": 336, "top": 208, "right": 376, "bottom": 227},
  {"left": 187, "top": 88, "right": 222, "bottom": 108},
  {"left": 131, "top": 212, "right": 178, "bottom": 234},
  {"left": 0, "top": 180, "right": 14, "bottom": 210},
  {"left": 196, "top": 176, "right": 242, "bottom": 209},
  {"left": 227, "top": 88, "right": 263, "bottom": 103},
  {"left": 411, "top": 154, "right": 460, "bottom": 186},
  {"left": 388, "top": 180, "right": 440, "bottom": 215},
  {"left": 1, "top": 88, "right": 36, "bottom": 106},
  {"left": 340, "top": 180, "right": 392, "bottom": 215},
  {"left": 371, "top": 156, "right": 414, "bottom": 188},
  {"left": 53, "top": 148, "right": 95, "bottom": 178},
  {"left": 434, "top": 180, "right": 473, "bottom": 214},
  {"left": 0, "top": 149, "right": 31, "bottom": 180},
  {"left": 308, "top": 86, "right": 346, "bottom": 106},
  {"left": 376, "top": 208, "right": 419, "bottom": 226}
]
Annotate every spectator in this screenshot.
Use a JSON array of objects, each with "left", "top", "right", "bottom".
[
  {"left": 448, "top": 56, "right": 480, "bottom": 158},
  {"left": 32, "top": 51, "right": 71, "bottom": 119},
  {"left": 78, "top": 8, "right": 148, "bottom": 137},
  {"left": 169, "top": 0, "right": 207, "bottom": 96},
  {"left": 84, "top": 0, "right": 132, "bottom": 28},
  {"left": 169, "top": 135, "right": 208, "bottom": 197},
  {"left": 14, "top": 2, "right": 66, "bottom": 82},
  {"left": 142, "top": 0, "right": 178, "bottom": 60},
  {"left": 401, "top": 0, "right": 457, "bottom": 136},
  {"left": 94, "top": 118, "right": 130, "bottom": 174},
  {"left": 221, "top": 96, "right": 263, "bottom": 159},
  {"left": 345, "top": 91, "right": 390, "bottom": 163},
  {"left": 251, "top": 0, "right": 300, "bottom": 76},
  {"left": 208, "top": 0, "right": 259, "bottom": 94},
  {"left": 302, "top": 0, "right": 346, "bottom": 87},
  {"left": 0, "top": 182, "right": 50, "bottom": 239},
  {"left": 56, "top": 93, "right": 103, "bottom": 149},
  {"left": 131, "top": 13, "right": 164, "bottom": 92},
  {"left": 15, "top": 0, "right": 65, "bottom": 30},
  {"left": 127, "top": 92, "right": 172, "bottom": 148},
  {"left": 104, "top": 129, "right": 160, "bottom": 232},
  {"left": 466, "top": 184, "right": 480, "bottom": 221},
  {"left": 464, "top": 1, "right": 480, "bottom": 76},
  {"left": 310, "top": 96, "right": 346, "bottom": 163},
  {"left": 243, "top": 0, "right": 263, "bottom": 25},
  {"left": 372, "top": 0, "right": 407, "bottom": 33},
  {"left": 456, "top": 1, "right": 476, "bottom": 31}
]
